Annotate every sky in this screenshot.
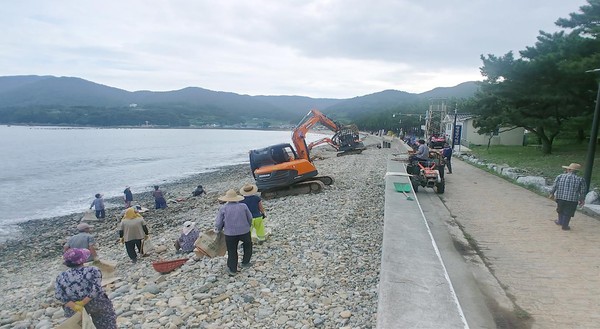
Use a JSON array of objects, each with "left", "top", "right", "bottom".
[{"left": 0, "top": 0, "right": 590, "bottom": 99}]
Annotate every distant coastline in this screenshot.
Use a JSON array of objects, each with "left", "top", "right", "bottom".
[{"left": 4, "top": 123, "right": 294, "bottom": 131}]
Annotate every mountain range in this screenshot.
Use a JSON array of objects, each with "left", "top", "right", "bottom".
[{"left": 0, "top": 75, "right": 479, "bottom": 128}]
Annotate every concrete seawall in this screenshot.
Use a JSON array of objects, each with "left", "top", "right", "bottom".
[{"left": 376, "top": 138, "right": 468, "bottom": 328}]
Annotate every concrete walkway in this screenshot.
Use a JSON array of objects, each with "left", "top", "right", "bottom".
[{"left": 441, "top": 157, "right": 600, "bottom": 328}]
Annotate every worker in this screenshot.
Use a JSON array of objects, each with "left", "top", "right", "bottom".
[
  {"left": 549, "top": 163, "right": 586, "bottom": 231},
  {"left": 193, "top": 185, "right": 206, "bottom": 197},
  {"left": 64, "top": 222, "right": 98, "bottom": 262},
  {"left": 175, "top": 221, "right": 200, "bottom": 253},
  {"left": 239, "top": 184, "right": 267, "bottom": 244},
  {"left": 214, "top": 189, "right": 253, "bottom": 276},
  {"left": 410, "top": 139, "right": 429, "bottom": 162},
  {"left": 442, "top": 143, "right": 453, "bottom": 174}
]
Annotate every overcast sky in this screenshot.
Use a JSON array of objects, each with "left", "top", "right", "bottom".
[{"left": 0, "top": 1, "right": 589, "bottom": 98}]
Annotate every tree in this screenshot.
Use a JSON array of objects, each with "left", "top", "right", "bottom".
[
  {"left": 556, "top": 0, "right": 600, "bottom": 38},
  {"left": 472, "top": 29, "right": 598, "bottom": 154}
]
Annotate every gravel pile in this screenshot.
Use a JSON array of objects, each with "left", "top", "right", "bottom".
[{"left": 0, "top": 136, "right": 387, "bottom": 329}]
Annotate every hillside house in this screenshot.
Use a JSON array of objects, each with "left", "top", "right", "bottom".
[{"left": 442, "top": 114, "right": 525, "bottom": 146}]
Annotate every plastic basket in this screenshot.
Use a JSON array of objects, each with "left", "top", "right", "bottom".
[{"left": 151, "top": 258, "right": 188, "bottom": 274}]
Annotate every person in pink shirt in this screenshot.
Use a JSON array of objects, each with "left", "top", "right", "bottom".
[{"left": 214, "top": 189, "right": 253, "bottom": 276}]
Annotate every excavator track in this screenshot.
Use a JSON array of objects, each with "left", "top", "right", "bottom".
[
  {"left": 337, "top": 149, "right": 364, "bottom": 157},
  {"left": 261, "top": 177, "right": 332, "bottom": 199}
]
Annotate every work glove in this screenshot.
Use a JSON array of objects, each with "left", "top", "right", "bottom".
[
  {"left": 92, "top": 258, "right": 100, "bottom": 265},
  {"left": 144, "top": 235, "right": 149, "bottom": 241},
  {"left": 70, "top": 301, "right": 84, "bottom": 312},
  {"left": 119, "top": 238, "right": 124, "bottom": 244}
]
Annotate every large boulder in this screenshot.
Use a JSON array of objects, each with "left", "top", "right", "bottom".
[{"left": 516, "top": 176, "right": 547, "bottom": 187}]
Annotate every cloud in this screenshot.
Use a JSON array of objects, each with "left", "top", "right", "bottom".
[{"left": 0, "top": 0, "right": 589, "bottom": 98}]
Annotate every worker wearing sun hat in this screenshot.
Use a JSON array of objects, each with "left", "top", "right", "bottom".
[
  {"left": 174, "top": 221, "right": 200, "bottom": 253},
  {"left": 214, "top": 189, "right": 253, "bottom": 276},
  {"left": 240, "top": 183, "right": 267, "bottom": 243},
  {"left": 123, "top": 186, "right": 133, "bottom": 208},
  {"left": 63, "top": 222, "right": 97, "bottom": 262},
  {"left": 549, "top": 163, "right": 587, "bottom": 230},
  {"left": 119, "top": 207, "right": 149, "bottom": 263}
]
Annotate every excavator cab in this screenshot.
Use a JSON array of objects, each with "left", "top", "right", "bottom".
[
  {"left": 250, "top": 143, "right": 296, "bottom": 172},
  {"left": 249, "top": 143, "right": 318, "bottom": 192}
]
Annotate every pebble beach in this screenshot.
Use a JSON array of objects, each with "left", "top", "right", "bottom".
[{"left": 0, "top": 135, "right": 387, "bottom": 329}]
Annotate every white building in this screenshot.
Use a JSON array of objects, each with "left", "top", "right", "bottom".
[{"left": 442, "top": 114, "right": 525, "bottom": 146}]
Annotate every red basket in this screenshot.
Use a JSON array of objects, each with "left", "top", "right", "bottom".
[{"left": 152, "top": 258, "right": 188, "bottom": 274}]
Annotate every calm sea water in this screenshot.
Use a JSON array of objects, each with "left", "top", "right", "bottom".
[{"left": 0, "top": 126, "right": 323, "bottom": 240}]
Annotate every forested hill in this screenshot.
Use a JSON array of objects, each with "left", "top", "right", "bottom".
[{"left": 0, "top": 75, "right": 478, "bottom": 128}]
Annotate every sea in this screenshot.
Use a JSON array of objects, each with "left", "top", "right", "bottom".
[{"left": 0, "top": 126, "right": 324, "bottom": 241}]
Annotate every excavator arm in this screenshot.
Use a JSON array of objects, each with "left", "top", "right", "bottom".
[
  {"left": 308, "top": 137, "right": 334, "bottom": 150},
  {"left": 292, "top": 109, "right": 341, "bottom": 161},
  {"left": 293, "top": 109, "right": 365, "bottom": 157}
]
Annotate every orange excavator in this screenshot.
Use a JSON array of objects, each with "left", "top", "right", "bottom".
[
  {"left": 307, "top": 123, "right": 364, "bottom": 156},
  {"left": 249, "top": 109, "right": 364, "bottom": 198}
]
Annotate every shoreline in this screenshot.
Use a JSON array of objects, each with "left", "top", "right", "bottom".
[
  {"left": 0, "top": 163, "right": 251, "bottom": 263},
  {"left": 0, "top": 135, "right": 388, "bottom": 328}
]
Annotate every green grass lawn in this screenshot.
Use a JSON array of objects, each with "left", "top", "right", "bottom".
[{"left": 468, "top": 141, "right": 600, "bottom": 189}]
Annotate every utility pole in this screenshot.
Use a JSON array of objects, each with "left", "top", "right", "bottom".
[{"left": 451, "top": 106, "right": 458, "bottom": 149}]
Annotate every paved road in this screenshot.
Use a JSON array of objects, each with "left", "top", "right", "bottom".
[{"left": 441, "top": 157, "right": 600, "bottom": 328}]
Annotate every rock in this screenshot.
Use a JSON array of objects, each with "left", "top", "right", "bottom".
[
  {"left": 276, "top": 315, "right": 289, "bottom": 325},
  {"left": 0, "top": 139, "right": 387, "bottom": 328},
  {"left": 159, "top": 308, "right": 175, "bottom": 317},
  {"left": 242, "top": 294, "right": 255, "bottom": 303},
  {"left": 168, "top": 297, "right": 185, "bottom": 307},
  {"left": 340, "top": 310, "right": 352, "bottom": 318},
  {"left": 516, "top": 175, "right": 546, "bottom": 186},
  {"left": 313, "top": 316, "right": 325, "bottom": 326},
  {"left": 34, "top": 319, "right": 52, "bottom": 329},
  {"left": 211, "top": 294, "right": 230, "bottom": 303},
  {"left": 10, "top": 321, "right": 31, "bottom": 329},
  {"left": 585, "top": 189, "right": 600, "bottom": 205},
  {"left": 143, "top": 284, "right": 161, "bottom": 294},
  {"left": 169, "top": 315, "right": 183, "bottom": 326}
]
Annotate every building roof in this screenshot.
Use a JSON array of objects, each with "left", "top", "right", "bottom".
[{"left": 443, "top": 113, "right": 474, "bottom": 122}]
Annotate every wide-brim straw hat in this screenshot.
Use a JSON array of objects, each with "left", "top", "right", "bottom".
[
  {"left": 239, "top": 184, "right": 258, "bottom": 196},
  {"left": 182, "top": 221, "right": 196, "bottom": 235},
  {"left": 562, "top": 163, "right": 582, "bottom": 171},
  {"left": 218, "top": 189, "right": 244, "bottom": 202}
]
